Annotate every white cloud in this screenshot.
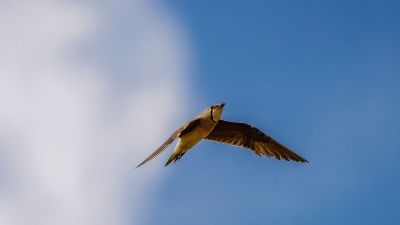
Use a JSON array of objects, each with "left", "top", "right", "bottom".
[{"left": 0, "top": 0, "right": 190, "bottom": 224}]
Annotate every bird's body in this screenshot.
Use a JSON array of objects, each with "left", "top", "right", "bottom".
[
  {"left": 136, "top": 103, "right": 308, "bottom": 168},
  {"left": 173, "top": 121, "right": 211, "bottom": 154},
  {"left": 164, "top": 105, "right": 221, "bottom": 165}
]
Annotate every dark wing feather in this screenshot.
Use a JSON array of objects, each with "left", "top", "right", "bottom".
[
  {"left": 136, "top": 119, "right": 200, "bottom": 168},
  {"left": 205, "top": 120, "right": 308, "bottom": 163}
]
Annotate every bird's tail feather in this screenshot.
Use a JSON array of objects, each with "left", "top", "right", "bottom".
[{"left": 165, "top": 152, "right": 186, "bottom": 166}]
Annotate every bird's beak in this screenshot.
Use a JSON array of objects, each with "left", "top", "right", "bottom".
[{"left": 220, "top": 103, "right": 225, "bottom": 107}]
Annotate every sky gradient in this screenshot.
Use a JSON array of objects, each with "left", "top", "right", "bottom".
[
  {"left": 1, "top": 1, "right": 399, "bottom": 225},
  {"left": 141, "top": 1, "right": 400, "bottom": 225},
  {"left": 0, "top": 0, "right": 190, "bottom": 224}
]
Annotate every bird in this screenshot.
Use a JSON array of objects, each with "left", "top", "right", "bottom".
[{"left": 136, "top": 103, "right": 308, "bottom": 168}]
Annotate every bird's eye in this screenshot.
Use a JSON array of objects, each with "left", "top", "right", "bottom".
[{"left": 210, "top": 106, "right": 214, "bottom": 110}]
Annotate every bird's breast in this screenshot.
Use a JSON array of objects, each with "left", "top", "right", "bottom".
[{"left": 178, "top": 120, "right": 216, "bottom": 150}]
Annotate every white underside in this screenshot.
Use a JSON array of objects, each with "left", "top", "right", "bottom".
[{"left": 173, "top": 123, "right": 213, "bottom": 155}]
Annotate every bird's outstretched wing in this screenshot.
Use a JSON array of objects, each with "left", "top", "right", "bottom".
[
  {"left": 136, "top": 119, "right": 201, "bottom": 168},
  {"left": 204, "top": 120, "right": 308, "bottom": 163}
]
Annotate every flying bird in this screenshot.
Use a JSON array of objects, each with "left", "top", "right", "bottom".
[{"left": 136, "top": 103, "right": 308, "bottom": 167}]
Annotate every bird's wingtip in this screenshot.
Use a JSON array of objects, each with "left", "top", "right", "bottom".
[
  {"left": 300, "top": 158, "right": 309, "bottom": 163},
  {"left": 135, "top": 161, "right": 145, "bottom": 168}
]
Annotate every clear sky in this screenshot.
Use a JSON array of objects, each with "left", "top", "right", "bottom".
[
  {"left": 140, "top": 1, "right": 400, "bottom": 225},
  {"left": 0, "top": 1, "right": 399, "bottom": 225}
]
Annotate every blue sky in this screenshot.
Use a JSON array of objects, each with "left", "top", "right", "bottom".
[
  {"left": 0, "top": 1, "right": 399, "bottom": 225},
  {"left": 138, "top": 1, "right": 400, "bottom": 225}
]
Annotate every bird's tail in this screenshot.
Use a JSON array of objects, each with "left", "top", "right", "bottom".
[{"left": 165, "top": 151, "right": 186, "bottom": 166}]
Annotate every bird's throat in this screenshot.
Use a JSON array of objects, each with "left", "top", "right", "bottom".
[{"left": 210, "top": 110, "right": 217, "bottom": 122}]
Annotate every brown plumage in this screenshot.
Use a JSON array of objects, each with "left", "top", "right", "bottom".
[
  {"left": 136, "top": 103, "right": 308, "bottom": 168},
  {"left": 204, "top": 120, "right": 308, "bottom": 163}
]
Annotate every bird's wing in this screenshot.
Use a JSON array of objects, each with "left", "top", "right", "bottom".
[
  {"left": 136, "top": 119, "right": 201, "bottom": 168},
  {"left": 204, "top": 120, "right": 308, "bottom": 163}
]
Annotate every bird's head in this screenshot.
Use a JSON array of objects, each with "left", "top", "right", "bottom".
[{"left": 208, "top": 103, "right": 225, "bottom": 122}]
